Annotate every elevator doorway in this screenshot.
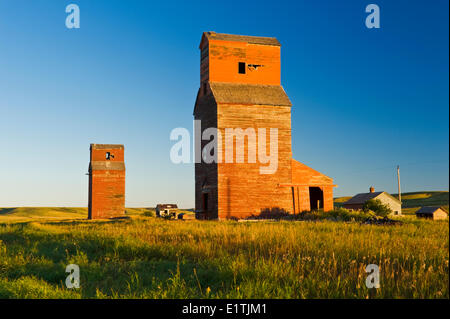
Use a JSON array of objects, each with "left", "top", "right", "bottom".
[{"left": 309, "top": 187, "right": 323, "bottom": 210}]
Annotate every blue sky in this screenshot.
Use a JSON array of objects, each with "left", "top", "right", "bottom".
[{"left": 0, "top": 0, "right": 448, "bottom": 208}]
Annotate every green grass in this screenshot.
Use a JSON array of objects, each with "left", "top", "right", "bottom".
[
  {"left": 0, "top": 207, "right": 87, "bottom": 223},
  {"left": 392, "top": 191, "right": 449, "bottom": 208},
  {"left": 125, "top": 208, "right": 156, "bottom": 216},
  {"left": 0, "top": 209, "right": 448, "bottom": 299},
  {"left": 334, "top": 197, "right": 352, "bottom": 203}
]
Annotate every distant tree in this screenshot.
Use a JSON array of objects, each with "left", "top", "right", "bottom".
[
  {"left": 362, "top": 199, "right": 392, "bottom": 217},
  {"left": 143, "top": 210, "right": 156, "bottom": 217}
]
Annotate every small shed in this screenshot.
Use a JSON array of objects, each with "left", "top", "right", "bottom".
[
  {"left": 289, "top": 159, "right": 336, "bottom": 212},
  {"left": 156, "top": 204, "right": 178, "bottom": 218},
  {"left": 343, "top": 187, "right": 402, "bottom": 215},
  {"left": 415, "top": 206, "right": 448, "bottom": 220}
]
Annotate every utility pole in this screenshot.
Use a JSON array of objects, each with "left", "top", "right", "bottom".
[{"left": 397, "top": 165, "right": 401, "bottom": 203}]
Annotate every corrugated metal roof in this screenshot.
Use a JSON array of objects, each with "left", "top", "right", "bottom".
[
  {"left": 209, "top": 82, "right": 292, "bottom": 106},
  {"left": 415, "top": 206, "right": 448, "bottom": 215},
  {"left": 204, "top": 31, "right": 281, "bottom": 46}
]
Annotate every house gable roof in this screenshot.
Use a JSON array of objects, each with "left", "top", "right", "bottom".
[
  {"left": 343, "top": 191, "right": 401, "bottom": 205},
  {"left": 415, "top": 206, "right": 448, "bottom": 215}
]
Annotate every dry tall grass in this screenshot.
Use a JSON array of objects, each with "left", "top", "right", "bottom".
[{"left": 0, "top": 216, "right": 448, "bottom": 298}]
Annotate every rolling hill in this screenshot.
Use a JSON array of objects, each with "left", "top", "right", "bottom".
[
  {"left": 0, "top": 207, "right": 185, "bottom": 222},
  {"left": 1, "top": 192, "right": 448, "bottom": 221}
]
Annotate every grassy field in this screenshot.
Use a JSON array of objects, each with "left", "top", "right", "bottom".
[{"left": 0, "top": 205, "right": 448, "bottom": 299}]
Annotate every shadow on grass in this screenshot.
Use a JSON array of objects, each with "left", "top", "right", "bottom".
[
  {"left": 0, "top": 223, "right": 235, "bottom": 298},
  {"left": 42, "top": 218, "right": 130, "bottom": 227},
  {"left": 0, "top": 208, "right": 18, "bottom": 215}
]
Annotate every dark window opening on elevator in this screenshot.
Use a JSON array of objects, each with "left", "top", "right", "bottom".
[
  {"left": 248, "top": 64, "right": 263, "bottom": 71},
  {"left": 238, "top": 62, "right": 246, "bottom": 74},
  {"left": 106, "top": 152, "right": 114, "bottom": 160},
  {"left": 203, "top": 193, "right": 209, "bottom": 212}
]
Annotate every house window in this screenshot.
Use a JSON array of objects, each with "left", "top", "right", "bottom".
[{"left": 238, "top": 62, "right": 246, "bottom": 74}]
